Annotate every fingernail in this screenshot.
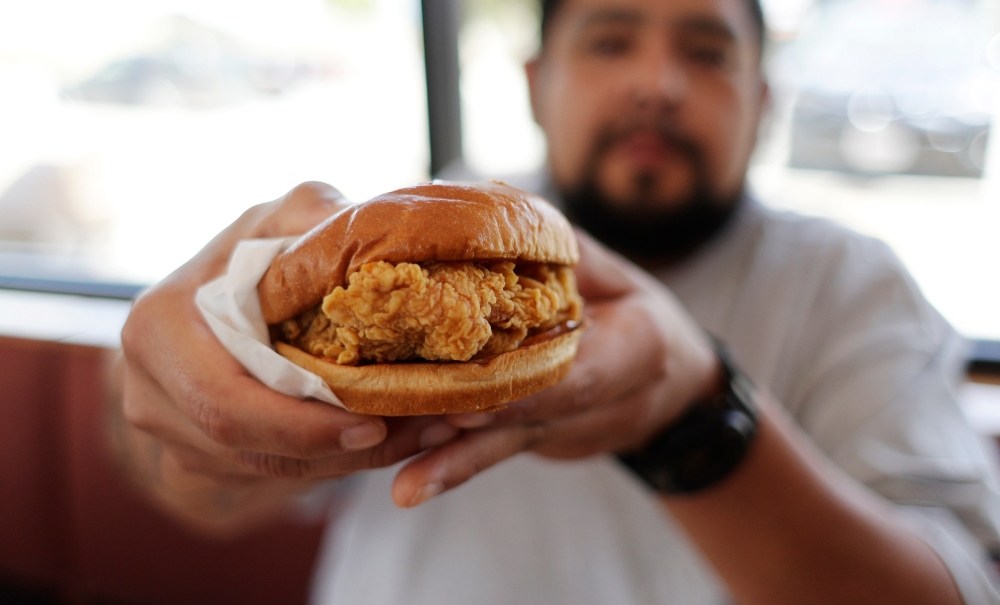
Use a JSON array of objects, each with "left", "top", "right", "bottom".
[
  {"left": 419, "top": 423, "right": 460, "bottom": 449},
  {"left": 407, "top": 481, "right": 444, "bottom": 507},
  {"left": 449, "top": 412, "right": 495, "bottom": 429},
  {"left": 340, "top": 423, "right": 384, "bottom": 451}
]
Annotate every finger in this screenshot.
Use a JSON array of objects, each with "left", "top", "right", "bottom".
[
  {"left": 447, "top": 235, "right": 667, "bottom": 430},
  {"left": 180, "top": 368, "right": 388, "bottom": 460},
  {"left": 257, "top": 181, "right": 352, "bottom": 238},
  {"left": 390, "top": 423, "right": 547, "bottom": 508},
  {"left": 123, "top": 348, "right": 317, "bottom": 484},
  {"left": 122, "top": 353, "right": 228, "bottom": 468},
  {"left": 572, "top": 230, "right": 641, "bottom": 300},
  {"left": 235, "top": 416, "right": 459, "bottom": 480},
  {"left": 129, "top": 427, "right": 311, "bottom": 523},
  {"left": 450, "top": 297, "right": 664, "bottom": 429},
  {"left": 393, "top": 387, "right": 665, "bottom": 508},
  {"left": 158, "top": 182, "right": 349, "bottom": 287},
  {"left": 125, "top": 351, "right": 457, "bottom": 483},
  {"left": 120, "top": 360, "right": 287, "bottom": 492},
  {"left": 122, "top": 291, "right": 387, "bottom": 460},
  {"left": 527, "top": 385, "right": 661, "bottom": 459}
]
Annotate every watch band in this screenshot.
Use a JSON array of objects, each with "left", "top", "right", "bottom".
[{"left": 617, "top": 340, "right": 758, "bottom": 494}]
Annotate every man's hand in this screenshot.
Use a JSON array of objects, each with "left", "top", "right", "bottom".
[
  {"left": 390, "top": 231, "right": 721, "bottom": 507},
  {"left": 115, "top": 182, "right": 455, "bottom": 533}
]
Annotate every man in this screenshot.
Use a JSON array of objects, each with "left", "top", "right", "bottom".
[{"left": 116, "top": 0, "right": 1000, "bottom": 602}]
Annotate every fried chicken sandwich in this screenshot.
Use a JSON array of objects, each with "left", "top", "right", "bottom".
[{"left": 257, "top": 180, "right": 584, "bottom": 416}]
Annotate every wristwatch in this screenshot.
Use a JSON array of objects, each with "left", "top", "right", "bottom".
[{"left": 617, "top": 341, "right": 758, "bottom": 494}]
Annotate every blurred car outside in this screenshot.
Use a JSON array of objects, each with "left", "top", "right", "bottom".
[
  {"left": 60, "top": 14, "right": 337, "bottom": 109},
  {"left": 773, "top": 0, "right": 999, "bottom": 178}
]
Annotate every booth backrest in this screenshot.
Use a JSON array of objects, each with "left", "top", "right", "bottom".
[{"left": 0, "top": 336, "right": 325, "bottom": 605}]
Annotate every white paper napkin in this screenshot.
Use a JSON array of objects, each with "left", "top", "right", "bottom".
[{"left": 195, "top": 237, "right": 345, "bottom": 407}]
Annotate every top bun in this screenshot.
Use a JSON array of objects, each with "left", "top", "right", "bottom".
[{"left": 258, "top": 180, "right": 579, "bottom": 325}]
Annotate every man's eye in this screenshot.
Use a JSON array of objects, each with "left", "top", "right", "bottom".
[
  {"left": 585, "top": 35, "right": 631, "bottom": 57},
  {"left": 684, "top": 46, "right": 730, "bottom": 68}
]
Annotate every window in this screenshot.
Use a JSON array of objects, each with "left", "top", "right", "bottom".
[
  {"left": 2, "top": 0, "right": 999, "bottom": 353},
  {"left": 0, "top": 0, "right": 428, "bottom": 290},
  {"left": 456, "top": 0, "right": 1000, "bottom": 348},
  {"left": 758, "top": 0, "right": 1000, "bottom": 343},
  {"left": 458, "top": 0, "right": 544, "bottom": 178}
]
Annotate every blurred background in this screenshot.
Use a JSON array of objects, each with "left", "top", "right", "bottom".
[
  {"left": 0, "top": 0, "right": 998, "bottom": 338},
  {"left": 1, "top": 1, "right": 999, "bottom": 603}
]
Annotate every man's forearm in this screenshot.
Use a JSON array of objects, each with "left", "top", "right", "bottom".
[{"left": 663, "top": 394, "right": 962, "bottom": 605}]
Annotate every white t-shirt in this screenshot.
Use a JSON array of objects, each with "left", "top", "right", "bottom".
[{"left": 309, "top": 196, "right": 1000, "bottom": 604}]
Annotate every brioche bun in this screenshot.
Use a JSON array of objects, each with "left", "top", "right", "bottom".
[{"left": 258, "top": 180, "right": 583, "bottom": 416}]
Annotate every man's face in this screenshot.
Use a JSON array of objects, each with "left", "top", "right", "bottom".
[{"left": 528, "top": 0, "right": 768, "bottom": 237}]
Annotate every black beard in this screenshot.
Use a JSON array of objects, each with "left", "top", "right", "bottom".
[{"left": 561, "top": 122, "right": 741, "bottom": 265}]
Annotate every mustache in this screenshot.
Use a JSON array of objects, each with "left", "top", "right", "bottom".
[{"left": 593, "top": 117, "right": 703, "bottom": 159}]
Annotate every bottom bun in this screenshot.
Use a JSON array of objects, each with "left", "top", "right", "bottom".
[{"left": 275, "top": 329, "right": 583, "bottom": 416}]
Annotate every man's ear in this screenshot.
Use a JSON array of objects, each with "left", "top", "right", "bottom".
[
  {"left": 758, "top": 79, "right": 772, "bottom": 119},
  {"left": 753, "top": 78, "right": 774, "bottom": 142}
]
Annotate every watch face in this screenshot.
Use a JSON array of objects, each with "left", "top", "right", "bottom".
[
  {"left": 668, "top": 412, "right": 754, "bottom": 492},
  {"left": 619, "top": 354, "right": 758, "bottom": 494}
]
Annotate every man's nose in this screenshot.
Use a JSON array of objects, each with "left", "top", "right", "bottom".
[{"left": 629, "top": 45, "right": 687, "bottom": 108}]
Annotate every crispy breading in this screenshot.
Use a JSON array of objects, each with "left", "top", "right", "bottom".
[{"left": 281, "top": 261, "right": 581, "bottom": 365}]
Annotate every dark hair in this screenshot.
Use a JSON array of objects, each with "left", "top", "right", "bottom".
[{"left": 539, "top": 0, "right": 767, "bottom": 57}]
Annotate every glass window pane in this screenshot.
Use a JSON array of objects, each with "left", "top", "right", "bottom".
[
  {"left": 458, "top": 0, "right": 1000, "bottom": 343},
  {"left": 759, "top": 0, "right": 1000, "bottom": 342},
  {"left": 0, "top": 0, "right": 428, "bottom": 286},
  {"left": 458, "top": 0, "right": 544, "bottom": 177}
]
